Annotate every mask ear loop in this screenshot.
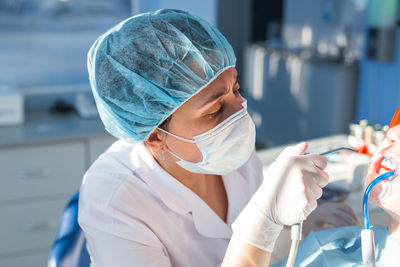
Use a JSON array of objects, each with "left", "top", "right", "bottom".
[
  {"left": 157, "top": 128, "right": 196, "bottom": 143},
  {"left": 157, "top": 128, "right": 197, "bottom": 162},
  {"left": 157, "top": 129, "right": 168, "bottom": 162}
]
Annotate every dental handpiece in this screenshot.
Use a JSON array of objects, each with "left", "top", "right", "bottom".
[
  {"left": 285, "top": 147, "right": 358, "bottom": 267},
  {"left": 319, "top": 147, "right": 358, "bottom": 156},
  {"left": 304, "top": 147, "right": 358, "bottom": 157}
]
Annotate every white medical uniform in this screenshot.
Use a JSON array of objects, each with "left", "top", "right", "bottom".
[{"left": 78, "top": 140, "right": 263, "bottom": 267}]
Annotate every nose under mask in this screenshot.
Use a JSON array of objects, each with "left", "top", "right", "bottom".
[{"left": 158, "top": 99, "right": 256, "bottom": 175}]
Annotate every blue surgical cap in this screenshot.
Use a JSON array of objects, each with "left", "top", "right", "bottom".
[{"left": 88, "top": 9, "right": 236, "bottom": 143}]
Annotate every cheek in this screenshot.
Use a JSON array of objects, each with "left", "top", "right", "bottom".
[
  {"left": 166, "top": 138, "right": 203, "bottom": 162},
  {"left": 380, "top": 178, "right": 400, "bottom": 215}
]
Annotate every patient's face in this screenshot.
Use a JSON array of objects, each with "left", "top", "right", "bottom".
[{"left": 366, "top": 124, "right": 400, "bottom": 220}]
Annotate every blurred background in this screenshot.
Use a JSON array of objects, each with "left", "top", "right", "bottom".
[{"left": 0, "top": 0, "right": 400, "bottom": 266}]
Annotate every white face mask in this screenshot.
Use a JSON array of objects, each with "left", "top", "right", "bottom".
[{"left": 158, "top": 100, "right": 256, "bottom": 175}]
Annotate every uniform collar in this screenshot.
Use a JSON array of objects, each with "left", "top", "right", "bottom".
[
  {"left": 130, "top": 142, "right": 249, "bottom": 239},
  {"left": 131, "top": 142, "right": 193, "bottom": 214},
  {"left": 190, "top": 171, "right": 250, "bottom": 239}
]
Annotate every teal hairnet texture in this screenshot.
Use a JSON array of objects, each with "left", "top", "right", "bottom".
[{"left": 88, "top": 9, "right": 236, "bottom": 143}]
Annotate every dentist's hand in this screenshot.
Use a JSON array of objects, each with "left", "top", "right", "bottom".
[
  {"left": 231, "top": 142, "right": 329, "bottom": 252},
  {"left": 255, "top": 142, "right": 329, "bottom": 226}
]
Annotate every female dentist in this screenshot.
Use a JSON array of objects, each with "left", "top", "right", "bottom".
[{"left": 78, "top": 9, "right": 329, "bottom": 267}]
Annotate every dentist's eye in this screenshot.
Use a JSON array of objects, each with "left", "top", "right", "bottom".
[
  {"left": 206, "top": 106, "right": 223, "bottom": 118},
  {"left": 233, "top": 87, "right": 241, "bottom": 95}
]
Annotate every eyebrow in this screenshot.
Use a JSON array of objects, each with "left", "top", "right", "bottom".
[{"left": 199, "top": 75, "right": 239, "bottom": 108}]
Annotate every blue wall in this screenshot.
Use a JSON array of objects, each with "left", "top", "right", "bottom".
[
  {"left": 136, "top": 0, "right": 217, "bottom": 26},
  {"left": 356, "top": 30, "right": 400, "bottom": 126}
]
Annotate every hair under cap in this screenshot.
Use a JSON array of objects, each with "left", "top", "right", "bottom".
[{"left": 88, "top": 9, "right": 236, "bottom": 143}]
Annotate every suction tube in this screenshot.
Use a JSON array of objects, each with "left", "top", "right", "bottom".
[
  {"left": 363, "top": 171, "right": 394, "bottom": 230},
  {"left": 361, "top": 171, "right": 394, "bottom": 267},
  {"left": 286, "top": 222, "right": 302, "bottom": 267}
]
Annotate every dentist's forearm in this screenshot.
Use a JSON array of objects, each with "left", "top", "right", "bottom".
[{"left": 221, "top": 234, "right": 271, "bottom": 267}]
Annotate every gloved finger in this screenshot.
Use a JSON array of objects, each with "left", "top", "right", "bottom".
[
  {"left": 302, "top": 153, "right": 328, "bottom": 170},
  {"left": 279, "top": 142, "right": 308, "bottom": 159},
  {"left": 298, "top": 160, "right": 329, "bottom": 187},
  {"left": 314, "top": 169, "right": 329, "bottom": 188},
  {"left": 289, "top": 142, "right": 308, "bottom": 156},
  {"left": 297, "top": 154, "right": 328, "bottom": 175},
  {"left": 303, "top": 171, "right": 323, "bottom": 199},
  {"left": 304, "top": 200, "right": 317, "bottom": 218}
]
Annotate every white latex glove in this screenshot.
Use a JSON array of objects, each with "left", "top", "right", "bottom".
[
  {"left": 232, "top": 142, "right": 329, "bottom": 251},
  {"left": 302, "top": 202, "right": 358, "bottom": 237}
]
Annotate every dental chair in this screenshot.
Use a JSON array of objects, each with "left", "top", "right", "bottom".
[{"left": 48, "top": 192, "right": 90, "bottom": 267}]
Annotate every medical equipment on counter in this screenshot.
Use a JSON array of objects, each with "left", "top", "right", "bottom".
[
  {"left": 349, "top": 120, "right": 393, "bottom": 156},
  {"left": 286, "top": 146, "right": 359, "bottom": 267}
]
